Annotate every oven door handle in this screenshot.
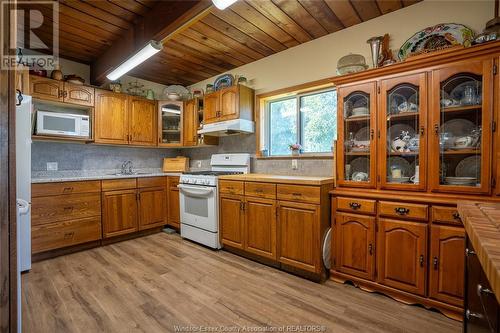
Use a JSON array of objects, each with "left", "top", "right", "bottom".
[{"left": 178, "top": 184, "right": 215, "bottom": 198}]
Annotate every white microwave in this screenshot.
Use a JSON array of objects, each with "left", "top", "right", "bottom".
[{"left": 36, "top": 111, "right": 90, "bottom": 138}]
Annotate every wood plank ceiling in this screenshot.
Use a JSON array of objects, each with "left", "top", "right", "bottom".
[{"left": 26, "top": 0, "right": 422, "bottom": 86}]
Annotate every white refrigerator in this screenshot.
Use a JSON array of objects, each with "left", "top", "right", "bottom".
[{"left": 16, "top": 93, "right": 32, "bottom": 332}]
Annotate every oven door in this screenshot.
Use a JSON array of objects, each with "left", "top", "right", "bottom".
[{"left": 178, "top": 184, "right": 218, "bottom": 232}]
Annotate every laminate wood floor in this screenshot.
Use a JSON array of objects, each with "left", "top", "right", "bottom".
[{"left": 22, "top": 233, "right": 461, "bottom": 333}]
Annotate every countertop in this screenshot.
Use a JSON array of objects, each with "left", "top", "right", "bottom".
[
  {"left": 31, "top": 168, "right": 182, "bottom": 183},
  {"left": 218, "top": 173, "right": 334, "bottom": 185},
  {"left": 458, "top": 201, "right": 500, "bottom": 304}
]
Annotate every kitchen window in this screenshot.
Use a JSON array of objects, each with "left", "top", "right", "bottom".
[{"left": 265, "top": 89, "right": 337, "bottom": 156}]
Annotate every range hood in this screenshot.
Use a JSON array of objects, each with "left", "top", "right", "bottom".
[{"left": 198, "top": 119, "right": 255, "bottom": 137}]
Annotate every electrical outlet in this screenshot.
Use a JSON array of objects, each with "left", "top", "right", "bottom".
[
  {"left": 291, "top": 159, "right": 298, "bottom": 170},
  {"left": 196, "top": 161, "right": 202, "bottom": 168},
  {"left": 47, "top": 162, "right": 58, "bottom": 171}
]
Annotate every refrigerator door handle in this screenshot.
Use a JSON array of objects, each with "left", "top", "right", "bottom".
[{"left": 16, "top": 198, "right": 30, "bottom": 215}]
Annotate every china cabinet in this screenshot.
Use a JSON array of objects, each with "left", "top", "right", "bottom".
[{"left": 331, "top": 42, "right": 500, "bottom": 320}]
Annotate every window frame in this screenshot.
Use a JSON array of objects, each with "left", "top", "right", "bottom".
[{"left": 264, "top": 87, "right": 337, "bottom": 157}]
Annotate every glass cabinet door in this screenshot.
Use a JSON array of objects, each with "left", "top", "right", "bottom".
[
  {"left": 380, "top": 73, "right": 427, "bottom": 190},
  {"left": 337, "top": 82, "right": 377, "bottom": 188},
  {"left": 159, "top": 101, "right": 182, "bottom": 146},
  {"left": 430, "top": 60, "right": 493, "bottom": 194}
]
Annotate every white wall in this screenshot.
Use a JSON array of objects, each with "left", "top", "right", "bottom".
[{"left": 189, "top": 0, "right": 494, "bottom": 94}]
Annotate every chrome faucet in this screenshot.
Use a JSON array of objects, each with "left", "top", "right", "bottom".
[{"left": 121, "top": 160, "right": 133, "bottom": 175}]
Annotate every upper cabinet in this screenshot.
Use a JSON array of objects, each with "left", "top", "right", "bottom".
[
  {"left": 429, "top": 59, "right": 493, "bottom": 194},
  {"left": 30, "top": 75, "right": 94, "bottom": 107},
  {"left": 183, "top": 99, "right": 198, "bottom": 147},
  {"left": 337, "top": 82, "right": 377, "bottom": 188},
  {"left": 203, "top": 85, "right": 254, "bottom": 124},
  {"left": 95, "top": 90, "right": 156, "bottom": 147},
  {"left": 158, "top": 101, "right": 183, "bottom": 147},
  {"left": 380, "top": 73, "right": 427, "bottom": 191}
]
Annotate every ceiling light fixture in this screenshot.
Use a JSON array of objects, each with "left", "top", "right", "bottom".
[
  {"left": 212, "top": 0, "right": 238, "bottom": 10},
  {"left": 106, "top": 40, "right": 163, "bottom": 81}
]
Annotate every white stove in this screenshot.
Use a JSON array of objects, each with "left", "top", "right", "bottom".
[{"left": 178, "top": 153, "right": 250, "bottom": 249}]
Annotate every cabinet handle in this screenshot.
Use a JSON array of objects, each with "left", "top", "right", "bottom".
[
  {"left": 370, "top": 129, "right": 374, "bottom": 140},
  {"left": 368, "top": 244, "right": 373, "bottom": 255},
  {"left": 394, "top": 207, "right": 410, "bottom": 215},
  {"left": 433, "top": 256, "right": 438, "bottom": 270},
  {"left": 292, "top": 192, "right": 302, "bottom": 197},
  {"left": 434, "top": 124, "right": 439, "bottom": 134},
  {"left": 465, "top": 248, "right": 476, "bottom": 256},
  {"left": 255, "top": 188, "right": 264, "bottom": 193},
  {"left": 465, "top": 309, "right": 483, "bottom": 320},
  {"left": 63, "top": 206, "right": 74, "bottom": 211},
  {"left": 420, "top": 126, "right": 424, "bottom": 135},
  {"left": 477, "top": 284, "right": 494, "bottom": 297},
  {"left": 240, "top": 202, "right": 244, "bottom": 211},
  {"left": 419, "top": 255, "right": 424, "bottom": 267},
  {"left": 349, "top": 202, "right": 361, "bottom": 210},
  {"left": 63, "top": 90, "right": 68, "bottom": 98},
  {"left": 452, "top": 212, "right": 461, "bottom": 221},
  {"left": 63, "top": 187, "right": 73, "bottom": 192},
  {"left": 63, "top": 232, "right": 74, "bottom": 239}
]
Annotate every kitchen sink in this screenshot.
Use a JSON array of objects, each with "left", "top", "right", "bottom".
[{"left": 107, "top": 172, "right": 151, "bottom": 176}]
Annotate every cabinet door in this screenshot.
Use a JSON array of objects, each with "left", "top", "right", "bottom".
[
  {"left": 220, "top": 86, "right": 238, "bottom": 120},
  {"left": 429, "top": 59, "right": 493, "bottom": 194},
  {"left": 138, "top": 187, "right": 166, "bottom": 230},
  {"left": 220, "top": 194, "right": 245, "bottom": 249},
  {"left": 337, "top": 82, "right": 377, "bottom": 188},
  {"left": 335, "top": 212, "right": 375, "bottom": 280},
  {"left": 95, "top": 90, "right": 129, "bottom": 144},
  {"left": 30, "top": 75, "right": 63, "bottom": 102},
  {"left": 244, "top": 197, "right": 277, "bottom": 260},
  {"left": 158, "top": 101, "right": 182, "bottom": 146},
  {"left": 167, "top": 177, "right": 180, "bottom": 228},
  {"left": 429, "top": 225, "right": 465, "bottom": 307},
  {"left": 102, "top": 189, "right": 138, "bottom": 238},
  {"left": 377, "top": 218, "right": 427, "bottom": 296},
  {"left": 278, "top": 201, "right": 320, "bottom": 273},
  {"left": 63, "top": 83, "right": 94, "bottom": 107},
  {"left": 129, "top": 97, "right": 156, "bottom": 146},
  {"left": 380, "top": 73, "right": 427, "bottom": 191},
  {"left": 203, "top": 91, "right": 219, "bottom": 124},
  {"left": 183, "top": 99, "right": 197, "bottom": 146}
]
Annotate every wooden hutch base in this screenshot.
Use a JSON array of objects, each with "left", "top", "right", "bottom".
[{"left": 329, "top": 41, "right": 500, "bottom": 321}]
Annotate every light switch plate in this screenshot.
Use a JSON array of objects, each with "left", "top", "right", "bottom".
[
  {"left": 291, "top": 159, "right": 298, "bottom": 170},
  {"left": 196, "top": 161, "right": 202, "bottom": 168},
  {"left": 47, "top": 162, "right": 58, "bottom": 171}
]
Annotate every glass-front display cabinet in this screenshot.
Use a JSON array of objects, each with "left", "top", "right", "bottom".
[
  {"left": 430, "top": 60, "right": 493, "bottom": 194},
  {"left": 379, "top": 73, "right": 427, "bottom": 191},
  {"left": 158, "top": 101, "right": 183, "bottom": 147},
  {"left": 337, "top": 82, "right": 377, "bottom": 188}
]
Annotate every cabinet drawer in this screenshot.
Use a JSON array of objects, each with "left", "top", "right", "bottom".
[
  {"left": 32, "top": 217, "right": 101, "bottom": 254},
  {"left": 138, "top": 176, "right": 167, "bottom": 188},
  {"left": 167, "top": 176, "right": 179, "bottom": 189},
  {"left": 431, "top": 206, "right": 462, "bottom": 226},
  {"left": 219, "top": 180, "right": 244, "bottom": 195},
  {"left": 245, "top": 182, "right": 276, "bottom": 199},
  {"left": 102, "top": 178, "right": 137, "bottom": 191},
  {"left": 32, "top": 180, "right": 101, "bottom": 197},
  {"left": 378, "top": 201, "right": 428, "bottom": 221},
  {"left": 337, "top": 197, "right": 376, "bottom": 214},
  {"left": 277, "top": 184, "right": 320, "bottom": 204},
  {"left": 32, "top": 193, "right": 101, "bottom": 226}
]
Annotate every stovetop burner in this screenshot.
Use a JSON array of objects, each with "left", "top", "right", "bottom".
[{"left": 183, "top": 171, "right": 244, "bottom": 176}]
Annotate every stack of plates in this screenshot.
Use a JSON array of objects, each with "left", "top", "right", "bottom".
[
  {"left": 388, "top": 177, "right": 410, "bottom": 183},
  {"left": 444, "top": 177, "right": 477, "bottom": 186}
]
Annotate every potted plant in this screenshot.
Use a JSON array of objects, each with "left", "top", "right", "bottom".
[{"left": 289, "top": 143, "right": 302, "bottom": 156}]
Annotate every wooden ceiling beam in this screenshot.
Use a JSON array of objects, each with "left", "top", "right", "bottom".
[{"left": 90, "top": 0, "right": 212, "bottom": 85}]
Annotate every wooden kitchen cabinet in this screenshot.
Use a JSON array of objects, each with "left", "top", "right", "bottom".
[
  {"left": 203, "top": 85, "right": 254, "bottom": 124},
  {"left": 30, "top": 75, "right": 64, "bottom": 102},
  {"left": 220, "top": 194, "right": 245, "bottom": 249},
  {"left": 183, "top": 99, "right": 198, "bottom": 146},
  {"left": 334, "top": 212, "right": 375, "bottom": 280},
  {"left": 95, "top": 90, "right": 129, "bottom": 145},
  {"left": 429, "top": 225, "right": 465, "bottom": 307},
  {"left": 138, "top": 187, "right": 167, "bottom": 231},
  {"left": 278, "top": 201, "right": 320, "bottom": 273},
  {"left": 63, "top": 82, "right": 94, "bottom": 107},
  {"left": 244, "top": 197, "right": 277, "bottom": 260},
  {"left": 129, "top": 97, "right": 157, "bottom": 146},
  {"left": 167, "top": 176, "right": 180, "bottom": 228},
  {"left": 377, "top": 218, "right": 427, "bottom": 296},
  {"left": 102, "top": 189, "right": 138, "bottom": 238}
]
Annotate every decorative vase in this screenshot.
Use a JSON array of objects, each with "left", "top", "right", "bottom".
[
  {"left": 51, "top": 65, "right": 63, "bottom": 81},
  {"left": 367, "top": 36, "right": 383, "bottom": 68},
  {"left": 291, "top": 149, "right": 300, "bottom": 156}
]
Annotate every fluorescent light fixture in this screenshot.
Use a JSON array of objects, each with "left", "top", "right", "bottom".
[
  {"left": 212, "top": 0, "right": 238, "bottom": 10},
  {"left": 106, "top": 40, "right": 163, "bottom": 81}
]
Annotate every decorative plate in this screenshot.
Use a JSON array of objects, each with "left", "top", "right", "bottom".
[
  {"left": 350, "top": 157, "right": 370, "bottom": 175},
  {"left": 354, "top": 127, "right": 370, "bottom": 141},
  {"left": 387, "top": 124, "right": 416, "bottom": 145},
  {"left": 387, "top": 156, "right": 412, "bottom": 177},
  {"left": 214, "top": 74, "right": 234, "bottom": 91},
  {"left": 398, "top": 23, "right": 474, "bottom": 60},
  {"left": 442, "top": 118, "right": 475, "bottom": 137},
  {"left": 456, "top": 155, "right": 481, "bottom": 178}
]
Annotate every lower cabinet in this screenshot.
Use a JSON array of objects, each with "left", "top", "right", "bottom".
[
  {"left": 245, "top": 197, "right": 277, "bottom": 260},
  {"left": 220, "top": 194, "right": 245, "bottom": 249},
  {"left": 377, "top": 218, "right": 427, "bottom": 296},
  {"left": 167, "top": 176, "right": 180, "bottom": 228},
  {"left": 278, "top": 201, "right": 319, "bottom": 273},
  {"left": 102, "top": 189, "right": 139, "bottom": 238},
  {"left": 335, "top": 212, "right": 375, "bottom": 280},
  {"left": 138, "top": 187, "right": 167, "bottom": 230},
  {"left": 429, "top": 225, "right": 465, "bottom": 307}
]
